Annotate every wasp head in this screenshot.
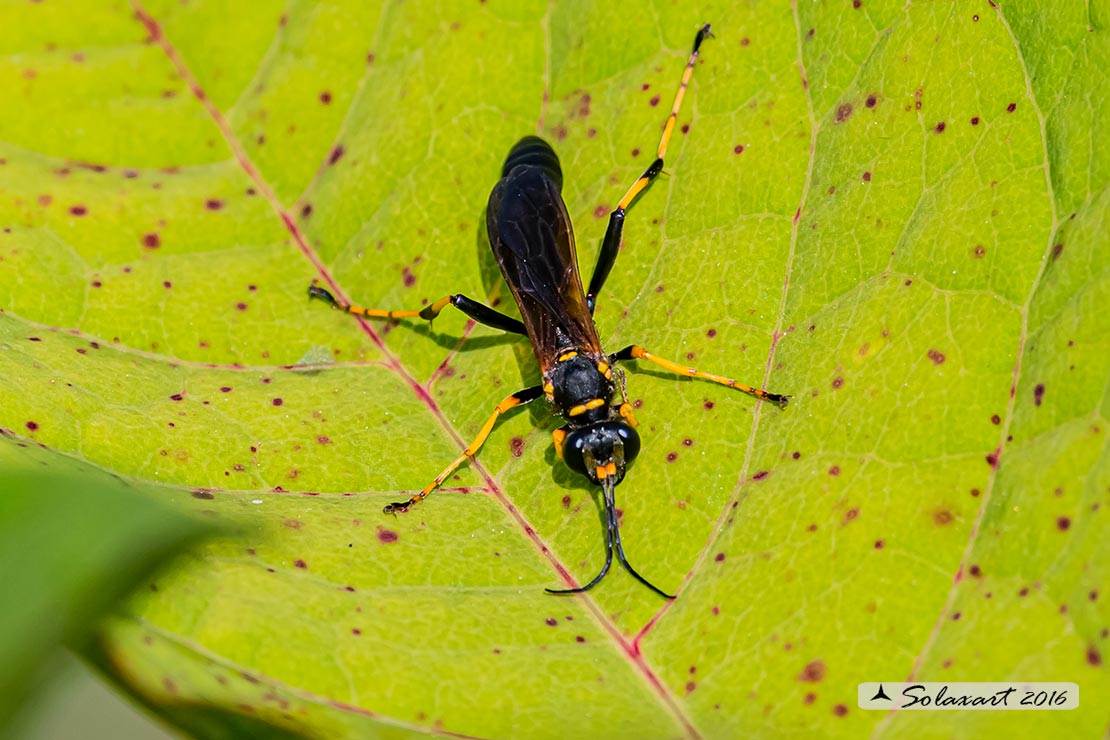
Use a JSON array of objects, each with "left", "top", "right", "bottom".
[{"left": 558, "top": 420, "right": 641, "bottom": 485}]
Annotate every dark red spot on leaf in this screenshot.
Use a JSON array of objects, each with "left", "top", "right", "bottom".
[
  {"left": 294, "top": 559, "right": 307, "bottom": 569},
  {"left": 1006, "top": 102, "right": 1017, "bottom": 112},
  {"left": 320, "top": 91, "right": 332, "bottom": 104},
  {"left": 142, "top": 233, "right": 160, "bottom": 249},
  {"left": 935, "top": 121, "right": 946, "bottom": 133},
  {"left": 69, "top": 205, "right": 87, "bottom": 216},
  {"left": 798, "top": 660, "right": 825, "bottom": 682},
  {"left": 1034, "top": 383, "right": 1045, "bottom": 406},
  {"left": 377, "top": 528, "right": 398, "bottom": 543},
  {"left": 509, "top": 436, "right": 525, "bottom": 457},
  {"left": 714, "top": 552, "right": 725, "bottom": 562},
  {"left": 328, "top": 145, "right": 345, "bottom": 165},
  {"left": 25, "top": 421, "right": 38, "bottom": 431},
  {"left": 734, "top": 145, "right": 744, "bottom": 154},
  {"left": 927, "top": 349, "right": 945, "bottom": 365},
  {"left": 835, "top": 103, "right": 853, "bottom": 123},
  {"left": 272, "top": 398, "right": 283, "bottom": 406},
  {"left": 1057, "top": 516, "right": 1071, "bottom": 531}
]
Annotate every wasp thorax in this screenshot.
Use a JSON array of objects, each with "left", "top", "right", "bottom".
[{"left": 550, "top": 355, "right": 613, "bottom": 422}]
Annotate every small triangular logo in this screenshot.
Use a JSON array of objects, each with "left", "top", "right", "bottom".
[{"left": 870, "top": 684, "right": 892, "bottom": 701}]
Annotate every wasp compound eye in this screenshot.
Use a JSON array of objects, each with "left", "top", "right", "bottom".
[
  {"left": 562, "top": 422, "right": 641, "bottom": 480},
  {"left": 618, "top": 423, "right": 642, "bottom": 463}
]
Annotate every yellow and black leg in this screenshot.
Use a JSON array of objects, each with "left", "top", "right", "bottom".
[
  {"left": 586, "top": 23, "right": 714, "bottom": 312},
  {"left": 383, "top": 385, "right": 544, "bottom": 513},
  {"left": 308, "top": 281, "right": 526, "bottom": 335},
  {"left": 611, "top": 344, "right": 789, "bottom": 409}
]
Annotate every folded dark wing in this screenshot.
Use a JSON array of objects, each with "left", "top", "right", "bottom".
[{"left": 487, "top": 165, "right": 602, "bottom": 374}]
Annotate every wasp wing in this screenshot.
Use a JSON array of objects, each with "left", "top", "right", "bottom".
[{"left": 487, "top": 165, "right": 603, "bottom": 375}]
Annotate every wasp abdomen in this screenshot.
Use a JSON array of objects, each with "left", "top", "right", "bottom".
[{"left": 501, "top": 136, "right": 563, "bottom": 191}]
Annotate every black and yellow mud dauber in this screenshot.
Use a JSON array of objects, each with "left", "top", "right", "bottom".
[{"left": 309, "top": 24, "right": 788, "bottom": 598}]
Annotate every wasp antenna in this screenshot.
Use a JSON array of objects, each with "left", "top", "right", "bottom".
[
  {"left": 547, "top": 486, "right": 616, "bottom": 595},
  {"left": 606, "top": 478, "right": 675, "bottom": 599}
]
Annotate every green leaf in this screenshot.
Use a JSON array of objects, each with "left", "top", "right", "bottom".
[
  {"left": 1, "top": 1, "right": 1107, "bottom": 738},
  {"left": 0, "top": 446, "right": 212, "bottom": 733}
]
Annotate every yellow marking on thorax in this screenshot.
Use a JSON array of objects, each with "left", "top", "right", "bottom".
[{"left": 568, "top": 398, "right": 606, "bottom": 416}]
